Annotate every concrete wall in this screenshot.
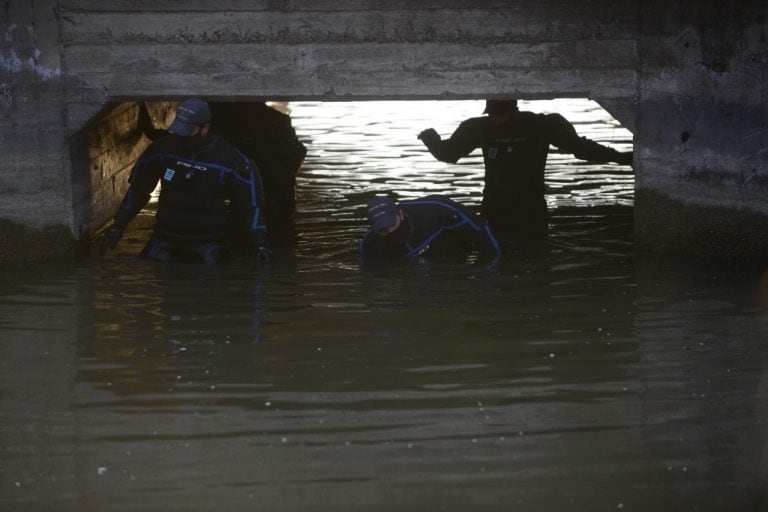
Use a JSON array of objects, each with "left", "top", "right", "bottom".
[
  {"left": 70, "top": 101, "right": 175, "bottom": 240},
  {"left": 635, "top": 0, "right": 768, "bottom": 259},
  {"left": 0, "top": 0, "right": 74, "bottom": 261},
  {"left": 0, "top": 0, "right": 765, "bottom": 262}
]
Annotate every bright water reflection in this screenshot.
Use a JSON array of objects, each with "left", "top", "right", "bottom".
[{"left": 1, "top": 100, "right": 767, "bottom": 511}]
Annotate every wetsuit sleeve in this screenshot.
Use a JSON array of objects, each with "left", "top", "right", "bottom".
[
  {"left": 421, "top": 119, "right": 481, "bottom": 164},
  {"left": 112, "top": 146, "right": 163, "bottom": 228},
  {"left": 467, "top": 220, "right": 501, "bottom": 259},
  {"left": 546, "top": 114, "right": 632, "bottom": 164},
  {"left": 445, "top": 201, "right": 501, "bottom": 259},
  {"left": 359, "top": 231, "right": 374, "bottom": 263},
  {"left": 229, "top": 153, "right": 270, "bottom": 249}
]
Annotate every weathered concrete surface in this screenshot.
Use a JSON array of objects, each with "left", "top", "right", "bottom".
[
  {"left": 635, "top": 1, "right": 768, "bottom": 259},
  {"left": 1, "top": 1, "right": 72, "bottom": 262},
  {"left": 69, "top": 101, "right": 175, "bottom": 242},
  {"left": 0, "top": 0, "right": 765, "bottom": 262}
]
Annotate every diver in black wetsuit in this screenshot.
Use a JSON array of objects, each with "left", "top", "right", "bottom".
[
  {"left": 418, "top": 99, "right": 633, "bottom": 237},
  {"left": 100, "top": 98, "right": 272, "bottom": 265},
  {"left": 359, "top": 195, "right": 500, "bottom": 266},
  {"left": 138, "top": 101, "right": 306, "bottom": 231}
]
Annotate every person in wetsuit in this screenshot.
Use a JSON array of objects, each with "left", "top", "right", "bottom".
[
  {"left": 138, "top": 101, "right": 306, "bottom": 231},
  {"left": 418, "top": 99, "right": 633, "bottom": 237},
  {"left": 209, "top": 102, "right": 306, "bottom": 230},
  {"left": 359, "top": 195, "right": 500, "bottom": 266},
  {"left": 100, "top": 98, "right": 272, "bottom": 265}
]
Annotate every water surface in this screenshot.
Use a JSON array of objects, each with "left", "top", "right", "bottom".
[{"left": 1, "top": 100, "right": 766, "bottom": 511}]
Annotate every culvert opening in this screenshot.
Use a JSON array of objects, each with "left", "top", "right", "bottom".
[
  {"left": 287, "top": 98, "right": 634, "bottom": 254},
  {"left": 77, "top": 98, "right": 633, "bottom": 260}
]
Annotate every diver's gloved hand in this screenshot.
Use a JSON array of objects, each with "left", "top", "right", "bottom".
[
  {"left": 615, "top": 151, "right": 633, "bottom": 166},
  {"left": 417, "top": 128, "right": 440, "bottom": 148},
  {"left": 99, "top": 224, "right": 124, "bottom": 257},
  {"left": 255, "top": 245, "right": 273, "bottom": 265},
  {"left": 251, "top": 231, "right": 273, "bottom": 266}
]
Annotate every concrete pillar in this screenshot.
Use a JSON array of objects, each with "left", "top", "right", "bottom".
[
  {"left": 0, "top": 0, "right": 75, "bottom": 262},
  {"left": 635, "top": 0, "right": 768, "bottom": 259}
]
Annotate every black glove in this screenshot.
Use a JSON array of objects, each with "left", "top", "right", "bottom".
[
  {"left": 251, "top": 230, "right": 273, "bottom": 265},
  {"left": 417, "top": 128, "right": 440, "bottom": 147},
  {"left": 100, "top": 224, "right": 124, "bottom": 257},
  {"left": 615, "top": 151, "right": 633, "bottom": 166},
  {"left": 255, "top": 245, "right": 273, "bottom": 265}
]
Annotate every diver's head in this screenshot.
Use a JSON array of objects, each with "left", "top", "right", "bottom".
[
  {"left": 169, "top": 98, "right": 212, "bottom": 138},
  {"left": 483, "top": 99, "right": 518, "bottom": 116},
  {"left": 366, "top": 196, "right": 403, "bottom": 235}
]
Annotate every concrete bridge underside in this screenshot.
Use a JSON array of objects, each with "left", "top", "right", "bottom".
[{"left": 1, "top": 1, "right": 766, "bottom": 263}]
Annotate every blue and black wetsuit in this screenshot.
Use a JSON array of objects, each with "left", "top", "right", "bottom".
[
  {"left": 138, "top": 102, "right": 306, "bottom": 230},
  {"left": 359, "top": 195, "right": 500, "bottom": 266},
  {"left": 112, "top": 132, "right": 268, "bottom": 263}
]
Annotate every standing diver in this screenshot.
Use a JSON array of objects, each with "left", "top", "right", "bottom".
[
  {"left": 100, "top": 98, "right": 272, "bottom": 265},
  {"left": 418, "top": 99, "right": 633, "bottom": 237}
]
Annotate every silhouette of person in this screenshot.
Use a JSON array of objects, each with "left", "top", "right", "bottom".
[{"left": 418, "top": 99, "right": 633, "bottom": 237}]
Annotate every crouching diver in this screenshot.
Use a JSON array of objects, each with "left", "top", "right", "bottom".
[
  {"left": 359, "top": 195, "right": 500, "bottom": 267},
  {"left": 100, "top": 98, "right": 272, "bottom": 265}
]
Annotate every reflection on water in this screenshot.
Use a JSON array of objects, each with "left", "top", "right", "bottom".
[{"left": 1, "top": 101, "right": 767, "bottom": 511}]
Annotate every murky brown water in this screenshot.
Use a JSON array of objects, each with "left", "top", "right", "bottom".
[{"left": 1, "top": 100, "right": 767, "bottom": 511}]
